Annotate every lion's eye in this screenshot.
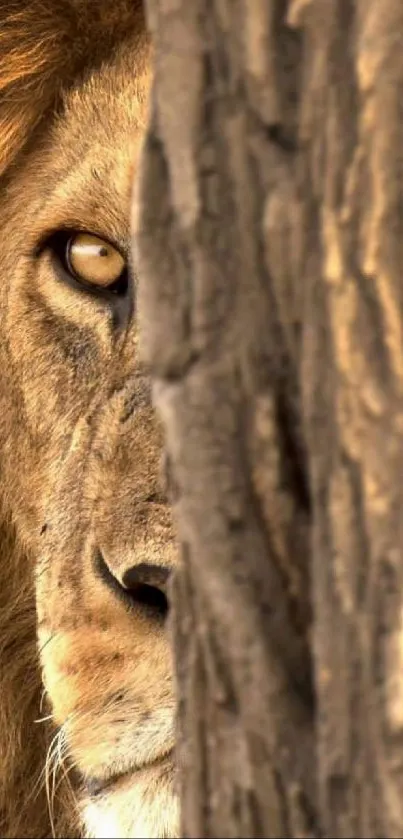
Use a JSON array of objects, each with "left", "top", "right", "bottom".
[{"left": 65, "top": 233, "right": 126, "bottom": 289}]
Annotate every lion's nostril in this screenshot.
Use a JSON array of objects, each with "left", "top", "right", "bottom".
[
  {"left": 125, "top": 581, "right": 168, "bottom": 618},
  {"left": 122, "top": 562, "right": 170, "bottom": 619},
  {"left": 95, "top": 553, "right": 170, "bottom": 620}
]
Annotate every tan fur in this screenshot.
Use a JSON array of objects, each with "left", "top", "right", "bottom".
[{"left": 0, "top": 3, "right": 178, "bottom": 837}]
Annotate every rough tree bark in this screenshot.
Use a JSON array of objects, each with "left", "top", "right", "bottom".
[{"left": 135, "top": 1, "right": 403, "bottom": 837}]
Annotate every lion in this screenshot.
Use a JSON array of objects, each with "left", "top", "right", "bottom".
[{"left": 0, "top": 2, "right": 179, "bottom": 837}]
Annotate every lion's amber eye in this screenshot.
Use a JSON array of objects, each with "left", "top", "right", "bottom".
[{"left": 66, "top": 233, "right": 125, "bottom": 289}]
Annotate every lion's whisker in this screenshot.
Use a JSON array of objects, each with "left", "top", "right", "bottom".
[{"left": 34, "top": 713, "right": 53, "bottom": 724}]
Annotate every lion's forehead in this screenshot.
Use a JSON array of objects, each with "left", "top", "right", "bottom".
[{"left": 11, "top": 42, "right": 151, "bottom": 256}]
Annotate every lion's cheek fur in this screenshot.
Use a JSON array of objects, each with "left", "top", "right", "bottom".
[{"left": 39, "top": 619, "right": 174, "bottom": 763}]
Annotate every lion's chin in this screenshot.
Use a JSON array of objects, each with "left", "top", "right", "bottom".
[{"left": 82, "top": 758, "right": 179, "bottom": 839}]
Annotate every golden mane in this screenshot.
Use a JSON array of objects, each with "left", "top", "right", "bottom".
[
  {"left": 0, "top": 515, "right": 76, "bottom": 837},
  {"left": 0, "top": 0, "right": 144, "bottom": 176}
]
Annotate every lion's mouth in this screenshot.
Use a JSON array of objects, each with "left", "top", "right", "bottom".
[{"left": 84, "top": 752, "right": 174, "bottom": 798}]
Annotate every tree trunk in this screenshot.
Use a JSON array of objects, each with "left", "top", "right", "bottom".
[{"left": 135, "top": 1, "right": 403, "bottom": 837}]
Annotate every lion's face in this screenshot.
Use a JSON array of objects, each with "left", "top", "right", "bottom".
[{"left": 0, "top": 31, "right": 178, "bottom": 839}]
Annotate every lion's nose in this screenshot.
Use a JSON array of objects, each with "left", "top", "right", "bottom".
[{"left": 95, "top": 552, "right": 170, "bottom": 620}]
